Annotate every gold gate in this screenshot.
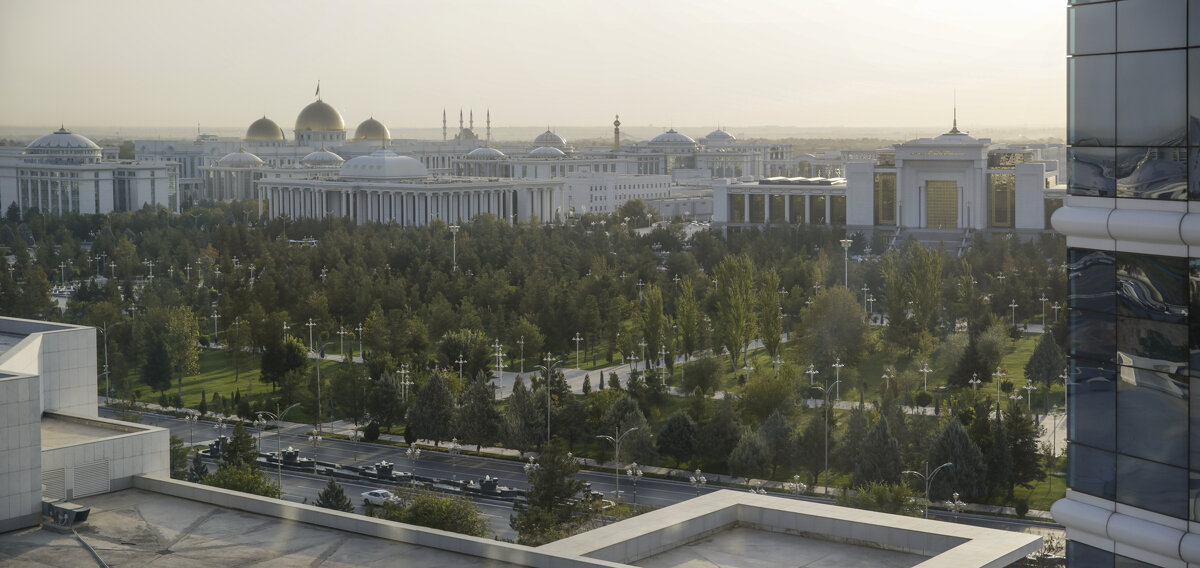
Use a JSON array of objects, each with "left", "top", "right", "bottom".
[{"left": 925, "top": 180, "right": 958, "bottom": 229}]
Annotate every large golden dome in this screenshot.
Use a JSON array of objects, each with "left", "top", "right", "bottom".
[
  {"left": 354, "top": 117, "right": 390, "bottom": 141},
  {"left": 245, "top": 116, "right": 284, "bottom": 141},
  {"left": 295, "top": 99, "right": 345, "bottom": 132}
]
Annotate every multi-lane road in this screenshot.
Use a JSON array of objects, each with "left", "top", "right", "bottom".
[{"left": 103, "top": 407, "right": 1063, "bottom": 542}]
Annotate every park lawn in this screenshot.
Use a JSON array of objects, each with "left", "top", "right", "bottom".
[
  {"left": 120, "top": 348, "right": 338, "bottom": 410},
  {"left": 1002, "top": 473, "right": 1066, "bottom": 513}
]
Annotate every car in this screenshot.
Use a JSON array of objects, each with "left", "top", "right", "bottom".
[{"left": 361, "top": 489, "right": 398, "bottom": 506}]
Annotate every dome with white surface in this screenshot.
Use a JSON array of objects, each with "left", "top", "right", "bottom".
[
  {"left": 529, "top": 146, "right": 566, "bottom": 157},
  {"left": 467, "top": 147, "right": 506, "bottom": 159},
  {"left": 340, "top": 149, "right": 428, "bottom": 180},
  {"left": 301, "top": 149, "right": 344, "bottom": 167},
  {"left": 24, "top": 127, "right": 103, "bottom": 165},
  {"left": 533, "top": 130, "right": 567, "bottom": 148},
  {"left": 217, "top": 148, "right": 264, "bottom": 167},
  {"left": 650, "top": 129, "right": 697, "bottom": 145}
]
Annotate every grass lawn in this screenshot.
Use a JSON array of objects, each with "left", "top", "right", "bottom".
[{"left": 116, "top": 348, "right": 338, "bottom": 415}]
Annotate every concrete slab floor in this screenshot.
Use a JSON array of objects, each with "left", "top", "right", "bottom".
[
  {"left": 0, "top": 489, "right": 518, "bottom": 567},
  {"left": 632, "top": 526, "right": 927, "bottom": 568}
]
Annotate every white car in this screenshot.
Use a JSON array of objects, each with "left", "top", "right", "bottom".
[{"left": 361, "top": 490, "right": 398, "bottom": 506}]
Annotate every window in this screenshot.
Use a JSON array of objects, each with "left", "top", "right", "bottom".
[
  {"left": 1070, "top": 443, "right": 1115, "bottom": 500},
  {"left": 1070, "top": 2, "right": 1116, "bottom": 55},
  {"left": 1116, "top": 368, "right": 1188, "bottom": 466},
  {"left": 1070, "top": 55, "right": 1115, "bottom": 146},
  {"left": 1116, "top": 454, "right": 1187, "bottom": 518},
  {"left": 873, "top": 173, "right": 896, "bottom": 225},
  {"left": 1116, "top": 50, "right": 1185, "bottom": 146},
  {"left": 1069, "top": 309, "right": 1117, "bottom": 364},
  {"left": 988, "top": 173, "right": 1015, "bottom": 227},
  {"left": 1117, "top": 0, "right": 1186, "bottom": 52},
  {"left": 1116, "top": 252, "right": 1187, "bottom": 323},
  {"left": 1115, "top": 147, "right": 1186, "bottom": 199},
  {"left": 1070, "top": 361, "right": 1116, "bottom": 450}
]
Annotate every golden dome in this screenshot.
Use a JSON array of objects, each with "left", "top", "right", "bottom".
[
  {"left": 295, "top": 99, "right": 345, "bottom": 132},
  {"left": 354, "top": 117, "right": 390, "bottom": 141},
  {"left": 245, "top": 116, "right": 284, "bottom": 141}
]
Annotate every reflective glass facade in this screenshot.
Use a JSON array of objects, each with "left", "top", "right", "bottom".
[{"left": 1066, "top": 1, "right": 1200, "bottom": 564}]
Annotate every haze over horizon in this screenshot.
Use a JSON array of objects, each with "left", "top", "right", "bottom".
[{"left": 0, "top": 0, "right": 1066, "bottom": 132}]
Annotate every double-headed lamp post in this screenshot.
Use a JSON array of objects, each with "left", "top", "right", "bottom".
[
  {"left": 256, "top": 403, "right": 300, "bottom": 493},
  {"left": 407, "top": 447, "right": 422, "bottom": 487},
  {"left": 810, "top": 380, "right": 840, "bottom": 493},
  {"left": 944, "top": 491, "right": 967, "bottom": 522},
  {"left": 626, "top": 462, "right": 643, "bottom": 510},
  {"left": 598, "top": 426, "right": 639, "bottom": 504},
  {"left": 902, "top": 461, "right": 954, "bottom": 518},
  {"left": 449, "top": 225, "right": 460, "bottom": 272},
  {"left": 840, "top": 238, "right": 852, "bottom": 287}
]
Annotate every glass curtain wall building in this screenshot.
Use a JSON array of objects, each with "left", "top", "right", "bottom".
[{"left": 1052, "top": 0, "right": 1200, "bottom": 566}]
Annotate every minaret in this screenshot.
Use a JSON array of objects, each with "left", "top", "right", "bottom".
[
  {"left": 442, "top": 109, "right": 447, "bottom": 141},
  {"left": 469, "top": 109, "right": 474, "bottom": 131},
  {"left": 459, "top": 109, "right": 464, "bottom": 132},
  {"left": 948, "top": 91, "right": 962, "bottom": 134},
  {"left": 613, "top": 114, "right": 621, "bottom": 151},
  {"left": 486, "top": 109, "right": 492, "bottom": 144}
]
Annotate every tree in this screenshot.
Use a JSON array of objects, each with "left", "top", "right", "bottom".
[
  {"left": 757, "top": 270, "right": 782, "bottom": 358},
  {"left": 601, "top": 394, "right": 656, "bottom": 463},
  {"left": 794, "top": 411, "right": 836, "bottom": 487},
  {"left": 641, "top": 284, "right": 665, "bottom": 369},
  {"left": 503, "top": 377, "right": 540, "bottom": 457},
  {"left": 728, "top": 431, "right": 769, "bottom": 481},
  {"left": 330, "top": 365, "right": 371, "bottom": 432},
  {"left": 680, "top": 356, "right": 720, "bottom": 395},
  {"left": 853, "top": 416, "right": 902, "bottom": 488},
  {"left": 927, "top": 420, "right": 987, "bottom": 501},
  {"left": 713, "top": 255, "right": 756, "bottom": 371},
  {"left": 169, "top": 435, "right": 189, "bottom": 480},
  {"left": 834, "top": 405, "right": 868, "bottom": 473},
  {"left": 205, "top": 463, "right": 281, "bottom": 498},
  {"left": 224, "top": 422, "right": 259, "bottom": 467},
  {"left": 187, "top": 452, "right": 209, "bottom": 483},
  {"left": 1024, "top": 331, "right": 1066, "bottom": 407},
  {"left": 986, "top": 415, "right": 1013, "bottom": 497},
  {"left": 656, "top": 411, "right": 698, "bottom": 467},
  {"left": 315, "top": 478, "right": 354, "bottom": 512},
  {"left": 741, "top": 368, "right": 796, "bottom": 425},
  {"left": 140, "top": 332, "right": 173, "bottom": 395},
  {"left": 758, "top": 410, "right": 792, "bottom": 477},
  {"left": 676, "top": 278, "right": 701, "bottom": 361},
  {"left": 261, "top": 336, "right": 309, "bottom": 393},
  {"left": 377, "top": 491, "right": 489, "bottom": 537},
  {"left": 698, "top": 398, "right": 741, "bottom": 470},
  {"left": 799, "top": 286, "right": 868, "bottom": 369},
  {"left": 1004, "top": 404, "right": 1046, "bottom": 495},
  {"left": 437, "top": 328, "right": 493, "bottom": 379},
  {"left": 407, "top": 373, "right": 455, "bottom": 446},
  {"left": 367, "top": 374, "right": 404, "bottom": 431},
  {"left": 456, "top": 377, "right": 501, "bottom": 453},
  {"left": 510, "top": 439, "right": 589, "bottom": 546},
  {"left": 164, "top": 306, "right": 200, "bottom": 397}
]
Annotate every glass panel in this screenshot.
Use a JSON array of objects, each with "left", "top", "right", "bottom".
[
  {"left": 830, "top": 195, "right": 846, "bottom": 225},
  {"left": 1116, "top": 553, "right": 1163, "bottom": 567},
  {"left": 749, "top": 194, "right": 764, "bottom": 223},
  {"left": 1116, "top": 454, "right": 1187, "bottom": 518},
  {"left": 789, "top": 195, "right": 805, "bottom": 223},
  {"left": 1116, "top": 50, "right": 1186, "bottom": 146},
  {"left": 1117, "top": 0, "right": 1186, "bottom": 51},
  {"left": 1070, "top": 3, "right": 1116, "bottom": 54},
  {"left": 1193, "top": 0, "right": 1200, "bottom": 46},
  {"left": 1191, "top": 470, "right": 1200, "bottom": 522},
  {"left": 1117, "top": 367, "right": 1188, "bottom": 465},
  {"left": 812, "top": 196, "right": 827, "bottom": 224},
  {"left": 874, "top": 173, "right": 896, "bottom": 225},
  {"left": 1068, "top": 147, "right": 1116, "bottom": 197},
  {"left": 1070, "top": 249, "right": 1116, "bottom": 314},
  {"left": 1070, "top": 309, "right": 1116, "bottom": 364},
  {"left": 1069, "top": 55, "right": 1115, "bottom": 146},
  {"left": 989, "top": 173, "right": 1015, "bottom": 228},
  {"left": 1191, "top": 50, "right": 1200, "bottom": 145},
  {"left": 925, "top": 180, "right": 957, "bottom": 229},
  {"left": 1116, "top": 318, "right": 1188, "bottom": 374},
  {"left": 1115, "top": 147, "right": 1187, "bottom": 200},
  {"left": 1193, "top": 379, "right": 1200, "bottom": 482},
  {"left": 1116, "top": 253, "right": 1188, "bottom": 323},
  {"left": 728, "top": 194, "right": 744, "bottom": 222},
  {"left": 1067, "top": 540, "right": 1113, "bottom": 567},
  {"left": 1070, "top": 443, "right": 1116, "bottom": 500},
  {"left": 1193, "top": 261, "right": 1200, "bottom": 375},
  {"left": 768, "top": 195, "right": 786, "bottom": 223},
  {"left": 1069, "top": 361, "right": 1116, "bottom": 450}
]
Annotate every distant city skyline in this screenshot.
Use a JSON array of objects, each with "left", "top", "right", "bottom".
[{"left": 0, "top": 0, "right": 1065, "bottom": 131}]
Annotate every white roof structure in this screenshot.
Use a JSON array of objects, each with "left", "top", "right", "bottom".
[
  {"left": 467, "top": 147, "right": 506, "bottom": 159},
  {"left": 339, "top": 149, "right": 428, "bottom": 179},
  {"left": 300, "top": 149, "right": 345, "bottom": 167},
  {"left": 533, "top": 129, "right": 567, "bottom": 148},
  {"left": 650, "top": 129, "right": 698, "bottom": 145},
  {"left": 216, "top": 149, "right": 265, "bottom": 167},
  {"left": 27, "top": 128, "right": 101, "bottom": 150},
  {"left": 528, "top": 146, "right": 566, "bottom": 157}
]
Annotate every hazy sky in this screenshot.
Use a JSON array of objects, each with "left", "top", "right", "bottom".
[{"left": 0, "top": 0, "right": 1066, "bottom": 131}]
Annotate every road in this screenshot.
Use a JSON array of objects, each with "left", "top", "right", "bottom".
[{"left": 106, "top": 407, "right": 1062, "bottom": 541}]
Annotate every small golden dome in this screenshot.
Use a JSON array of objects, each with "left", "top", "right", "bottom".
[
  {"left": 246, "top": 116, "right": 284, "bottom": 141},
  {"left": 295, "top": 99, "right": 345, "bottom": 132},
  {"left": 354, "top": 117, "right": 390, "bottom": 141}
]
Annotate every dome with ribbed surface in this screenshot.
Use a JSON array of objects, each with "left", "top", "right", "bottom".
[
  {"left": 529, "top": 146, "right": 566, "bottom": 157},
  {"left": 28, "top": 127, "right": 100, "bottom": 150},
  {"left": 246, "top": 116, "right": 285, "bottom": 141},
  {"left": 705, "top": 129, "right": 735, "bottom": 141},
  {"left": 340, "top": 149, "right": 428, "bottom": 180},
  {"left": 301, "top": 149, "right": 344, "bottom": 167},
  {"left": 295, "top": 99, "right": 345, "bottom": 131},
  {"left": 650, "top": 129, "right": 697, "bottom": 145},
  {"left": 354, "top": 117, "right": 390, "bottom": 141},
  {"left": 217, "top": 148, "right": 264, "bottom": 167},
  {"left": 467, "top": 147, "right": 506, "bottom": 159},
  {"left": 24, "top": 127, "right": 102, "bottom": 165},
  {"left": 533, "top": 129, "right": 566, "bottom": 148}
]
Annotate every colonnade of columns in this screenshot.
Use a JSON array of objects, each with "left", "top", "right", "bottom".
[
  {"left": 261, "top": 184, "right": 565, "bottom": 226},
  {"left": 730, "top": 191, "right": 835, "bottom": 225}
]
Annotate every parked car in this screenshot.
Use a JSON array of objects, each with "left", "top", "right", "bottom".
[{"left": 361, "top": 490, "right": 398, "bottom": 506}]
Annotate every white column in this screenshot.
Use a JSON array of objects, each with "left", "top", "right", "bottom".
[
  {"left": 824, "top": 191, "right": 831, "bottom": 225},
  {"left": 804, "top": 195, "right": 811, "bottom": 224},
  {"left": 763, "top": 193, "right": 771, "bottom": 225},
  {"left": 743, "top": 194, "right": 750, "bottom": 223}
]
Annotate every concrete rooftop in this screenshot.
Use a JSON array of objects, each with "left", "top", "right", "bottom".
[
  {"left": 40, "top": 415, "right": 127, "bottom": 449},
  {"left": 634, "top": 526, "right": 926, "bottom": 568}
]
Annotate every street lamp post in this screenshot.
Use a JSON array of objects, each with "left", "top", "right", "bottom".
[
  {"left": 400, "top": 364, "right": 412, "bottom": 402},
  {"left": 831, "top": 357, "right": 844, "bottom": 401},
  {"left": 449, "top": 438, "right": 461, "bottom": 480},
  {"left": 406, "top": 447, "right": 422, "bottom": 487},
  {"left": 968, "top": 372, "right": 981, "bottom": 391},
  {"left": 1008, "top": 300, "right": 1019, "bottom": 327},
  {"left": 787, "top": 474, "right": 807, "bottom": 497},
  {"left": 810, "top": 381, "right": 840, "bottom": 494},
  {"left": 840, "top": 238, "right": 852, "bottom": 287},
  {"left": 1051, "top": 301, "right": 1062, "bottom": 323},
  {"left": 456, "top": 354, "right": 466, "bottom": 380},
  {"left": 308, "top": 432, "right": 323, "bottom": 469},
  {"left": 944, "top": 491, "right": 966, "bottom": 522},
  {"left": 517, "top": 336, "right": 525, "bottom": 375},
  {"left": 1023, "top": 382, "right": 1037, "bottom": 413},
  {"left": 98, "top": 320, "right": 123, "bottom": 404},
  {"left": 184, "top": 414, "right": 198, "bottom": 446},
  {"left": 994, "top": 367, "right": 1007, "bottom": 413},
  {"left": 902, "top": 461, "right": 954, "bottom": 518},
  {"left": 626, "top": 462, "right": 643, "bottom": 510},
  {"left": 256, "top": 402, "right": 300, "bottom": 494},
  {"left": 689, "top": 469, "right": 707, "bottom": 496},
  {"left": 537, "top": 353, "right": 560, "bottom": 444},
  {"left": 597, "top": 426, "right": 639, "bottom": 504},
  {"left": 919, "top": 362, "right": 932, "bottom": 393},
  {"left": 806, "top": 364, "right": 819, "bottom": 386},
  {"left": 574, "top": 333, "right": 584, "bottom": 370},
  {"left": 1038, "top": 294, "right": 1049, "bottom": 328},
  {"left": 449, "top": 225, "right": 460, "bottom": 271}
]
